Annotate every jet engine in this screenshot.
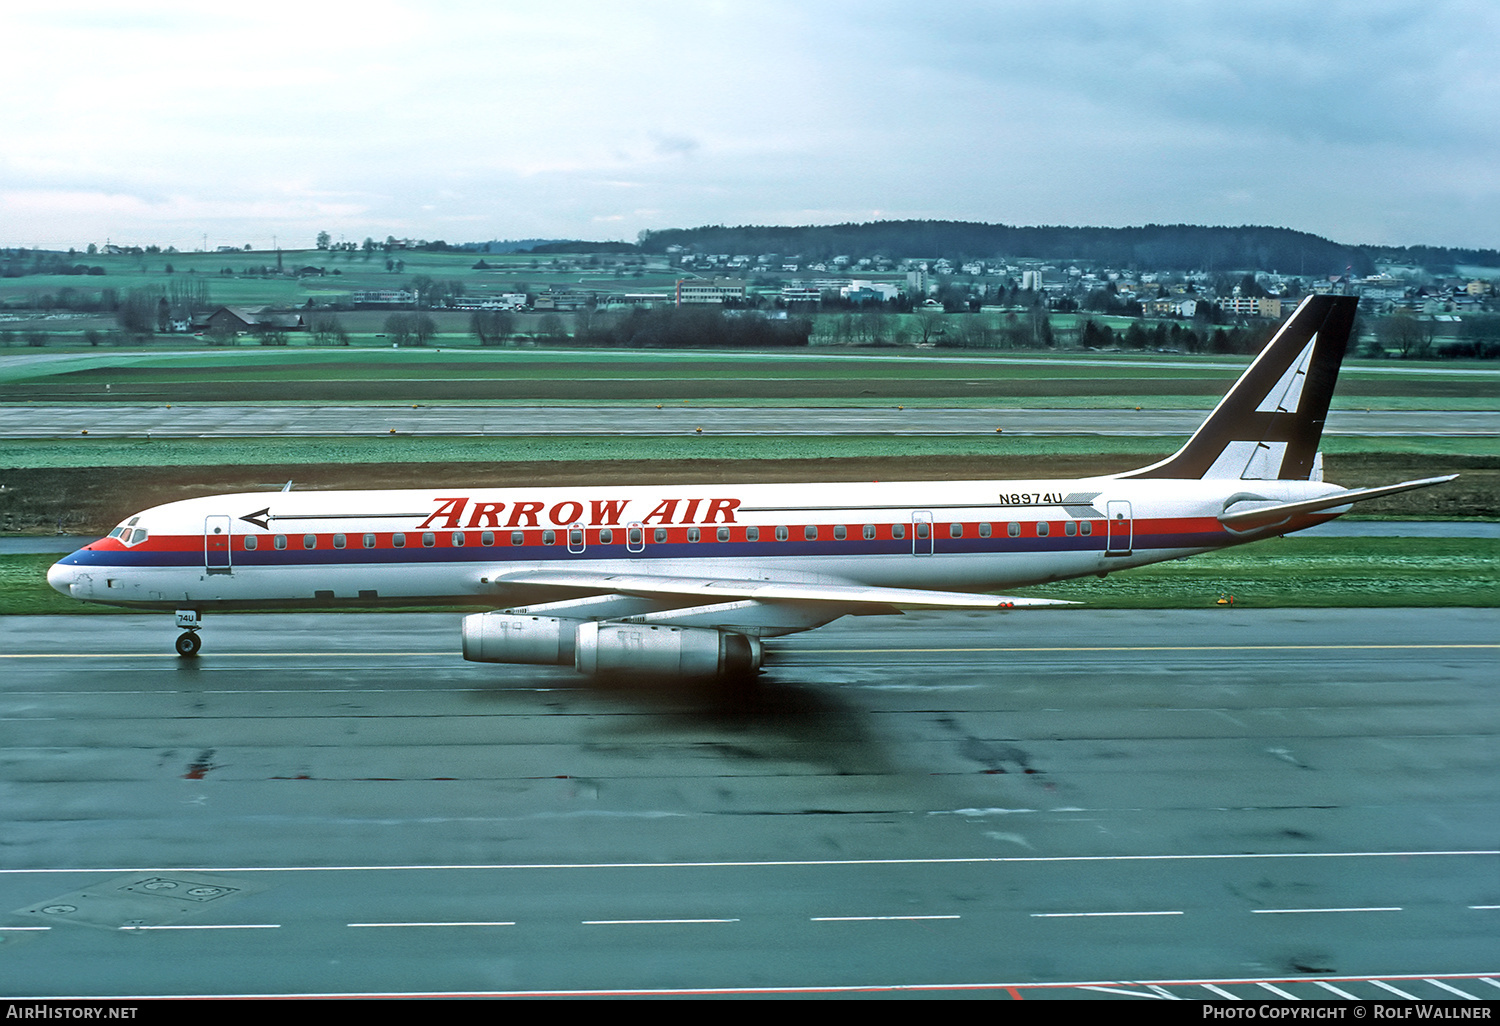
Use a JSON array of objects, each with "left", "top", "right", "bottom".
[
  {"left": 462, "top": 613, "right": 579, "bottom": 665},
  {"left": 461, "top": 612, "right": 762, "bottom": 679},
  {"left": 574, "top": 622, "right": 762, "bottom": 679}
]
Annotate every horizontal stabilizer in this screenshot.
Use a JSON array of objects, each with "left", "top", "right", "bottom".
[
  {"left": 496, "top": 569, "right": 1074, "bottom": 610},
  {"left": 1218, "top": 475, "right": 1458, "bottom": 531}
]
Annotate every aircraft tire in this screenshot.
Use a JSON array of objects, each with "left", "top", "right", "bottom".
[{"left": 175, "top": 632, "right": 201, "bottom": 658}]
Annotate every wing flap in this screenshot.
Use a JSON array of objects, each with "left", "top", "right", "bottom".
[{"left": 496, "top": 569, "right": 1072, "bottom": 610}]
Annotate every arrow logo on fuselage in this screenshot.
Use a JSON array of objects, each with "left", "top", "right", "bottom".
[{"left": 240, "top": 508, "right": 271, "bottom": 530}]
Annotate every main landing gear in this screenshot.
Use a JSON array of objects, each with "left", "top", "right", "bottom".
[{"left": 175, "top": 609, "right": 202, "bottom": 658}]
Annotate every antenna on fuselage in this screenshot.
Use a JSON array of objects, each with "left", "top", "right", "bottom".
[{"left": 281, "top": 481, "right": 293, "bottom": 492}]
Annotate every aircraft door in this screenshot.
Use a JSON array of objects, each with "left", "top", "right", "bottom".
[
  {"left": 1105, "top": 500, "right": 1132, "bottom": 557},
  {"left": 626, "top": 521, "right": 645, "bottom": 554},
  {"left": 567, "top": 523, "right": 586, "bottom": 554},
  {"left": 205, "top": 515, "right": 232, "bottom": 572},
  {"left": 912, "top": 511, "right": 933, "bottom": 556}
]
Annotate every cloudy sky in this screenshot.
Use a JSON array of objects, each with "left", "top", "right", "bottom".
[{"left": 2, "top": 0, "right": 1496, "bottom": 252}]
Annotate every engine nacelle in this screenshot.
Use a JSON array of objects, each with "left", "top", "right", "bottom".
[
  {"left": 574, "top": 622, "right": 762, "bottom": 679},
  {"left": 462, "top": 612, "right": 580, "bottom": 665}
]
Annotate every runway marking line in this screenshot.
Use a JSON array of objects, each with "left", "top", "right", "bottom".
[
  {"left": 348, "top": 921, "right": 515, "bottom": 928},
  {"left": 2, "top": 849, "right": 1494, "bottom": 875},
  {"left": 796, "top": 644, "right": 1500, "bottom": 654},
  {"left": 43, "top": 972, "right": 1500, "bottom": 1000},
  {"left": 117, "top": 924, "right": 280, "bottom": 931},
  {"left": 1031, "top": 910, "right": 1183, "bottom": 918},
  {"left": 810, "top": 915, "right": 960, "bottom": 922},
  {"left": 1252, "top": 906, "right": 1402, "bottom": 914},
  {"left": 1427, "top": 979, "right": 1481, "bottom": 1000},
  {"left": 579, "top": 924, "right": 738, "bottom": 930},
  {"left": 3, "top": 644, "right": 1497, "bottom": 660}
]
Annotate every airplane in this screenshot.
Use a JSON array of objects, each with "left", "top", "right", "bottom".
[{"left": 47, "top": 294, "right": 1453, "bottom": 679}]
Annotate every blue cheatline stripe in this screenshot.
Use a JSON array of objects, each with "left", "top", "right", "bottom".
[{"left": 55, "top": 529, "right": 1227, "bottom": 572}]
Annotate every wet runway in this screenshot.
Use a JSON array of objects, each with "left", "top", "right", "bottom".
[
  {"left": 1, "top": 608, "right": 1495, "bottom": 997},
  {"left": 3, "top": 404, "right": 1496, "bottom": 438}
]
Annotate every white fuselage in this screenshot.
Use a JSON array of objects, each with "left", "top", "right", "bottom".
[{"left": 48, "top": 475, "right": 1345, "bottom": 612}]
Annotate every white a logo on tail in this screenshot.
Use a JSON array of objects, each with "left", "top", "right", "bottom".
[
  {"left": 1203, "top": 332, "right": 1319, "bottom": 480},
  {"left": 1122, "top": 297, "right": 1354, "bottom": 483}
]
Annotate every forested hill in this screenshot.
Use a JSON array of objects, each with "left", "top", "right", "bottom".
[{"left": 633, "top": 221, "right": 1497, "bottom": 275}]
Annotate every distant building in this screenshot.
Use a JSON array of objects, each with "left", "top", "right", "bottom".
[
  {"left": 203, "top": 306, "right": 306, "bottom": 333},
  {"left": 351, "top": 289, "right": 418, "bottom": 307},
  {"left": 676, "top": 278, "right": 747, "bottom": 305}
]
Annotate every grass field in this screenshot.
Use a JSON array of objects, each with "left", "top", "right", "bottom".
[
  {"left": 2, "top": 333, "right": 1492, "bottom": 611},
  {"left": 1, "top": 343, "right": 1495, "bottom": 405}
]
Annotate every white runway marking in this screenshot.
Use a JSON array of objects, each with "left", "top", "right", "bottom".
[
  {"left": 118, "top": 924, "right": 280, "bottom": 930},
  {"left": 2, "top": 849, "right": 1494, "bottom": 875},
  {"left": 1031, "top": 910, "right": 1183, "bottom": 918},
  {"left": 1252, "top": 906, "right": 1402, "bottom": 914},
  {"left": 810, "top": 915, "right": 960, "bottom": 922},
  {"left": 348, "top": 921, "right": 515, "bottom": 928},
  {"left": 579, "top": 924, "right": 738, "bottom": 930}
]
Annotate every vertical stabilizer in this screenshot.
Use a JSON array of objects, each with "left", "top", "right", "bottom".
[{"left": 1122, "top": 295, "right": 1356, "bottom": 481}]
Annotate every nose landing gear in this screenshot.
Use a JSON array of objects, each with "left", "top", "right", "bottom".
[{"left": 175, "top": 609, "right": 202, "bottom": 657}]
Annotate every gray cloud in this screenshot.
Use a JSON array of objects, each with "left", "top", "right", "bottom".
[{"left": 1, "top": 1, "right": 1494, "bottom": 249}]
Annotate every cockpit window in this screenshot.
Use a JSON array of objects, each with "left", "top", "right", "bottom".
[{"left": 125, "top": 528, "right": 148, "bottom": 546}]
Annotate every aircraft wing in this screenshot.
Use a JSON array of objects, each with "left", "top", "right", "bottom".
[
  {"left": 1218, "top": 474, "right": 1458, "bottom": 531},
  {"left": 495, "top": 569, "right": 1073, "bottom": 611}
]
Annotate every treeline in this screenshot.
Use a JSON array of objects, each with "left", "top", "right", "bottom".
[
  {"left": 468, "top": 307, "right": 811, "bottom": 348},
  {"left": 0, "top": 249, "right": 107, "bottom": 278},
  {"left": 571, "top": 306, "right": 811, "bottom": 348},
  {"left": 1363, "top": 244, "right": 1500, "bottom": 273},
  {"left": 637, "top": 221, "right": 1376, "bottom": 275}
]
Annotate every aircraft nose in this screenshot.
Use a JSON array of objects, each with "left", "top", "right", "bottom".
[{"left": 47, "top": 559, "right": 76, "bottom": 596}]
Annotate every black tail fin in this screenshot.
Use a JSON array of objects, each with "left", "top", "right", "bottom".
[{"left": 1123, "top": 294, "right": 1356, "bottom": 481}]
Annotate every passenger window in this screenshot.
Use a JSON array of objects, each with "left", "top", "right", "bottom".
[
  {"left": 1037, "top": 522, "right": 1049, "bottom": 537},
  {"left": 364, "top": 534, "right": 377, "bottom": 548},
  {"left": 1080, "top": 521, "right": 1093, "bottom": 536},
  {"left": 244, "top": 536, "right": 257, "bottom": 550},
  {"left": 393, "top": 533, "right": 406, "bottom": 548},
  {"left": 481, "top": 531, "right": 495, "bottom": 546},
  {"left": 333, "top": 534, "right": 346, "bottom": 549},
  {"left": 422, "top": 532, "right": 435, "bottom": 548},
  {"left": 451, "top": 532, "right": 465, "bottom": 547},
  {"left": 569, "top": 528, "right": 583, "bottom": 547},
  {"left": 775, "top": 526, "right": 788, "bottom": 542},
  {"left": 834, "top": 525, "right": 846, "bottom": 540},
  {"left": 804, "top": 525, "right": 818, "bottom": 541},
  {"left": 1008, "top": 522, "right": 1020, "bottom": 537},
  {"left": 687, "top": 527, "right": 700, "bottom": 542},
  {"left": 717, "top": 527, "right": 730, "bottom": 542},
  {"left": 746, "top": 527, "right": 760, "bottom": 542},
  {"left": 1065, "top": 521, "right": 1077, "bottom": 536},
  {"left": 978, "top": 523, "right": 992, "bottom": 538},
  {"left": 303, "top": 534, "right": 317, "bottom": 549},
  {"left": 915, "top": 522, "right": 929, "bottom": 540},
  {"left": 543, "top": 530, "right": 556, "bottom": 545},
  {"left": 511, "top": 531, "right": 524, "bottom": 546},
  {"left": 863, "top": 524, "right": 875, "bottom": 540},
  {"left": 275, "top": 534, "right": 287, "bottom": 550},
  {"left": 600, "top": 529, "right": 613, "bottom": 545},
  {"left": 892, "top": 523, "right": 905, "bottom": 540},
  {"left": 629, "top": 527, "right": 643, "bottom": 546},
  {"left": 654, "top": 528, "right": 667, "bottom": 543},
  {"left": 949, "top": 523, "right": 962, "bottom": 538}
]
